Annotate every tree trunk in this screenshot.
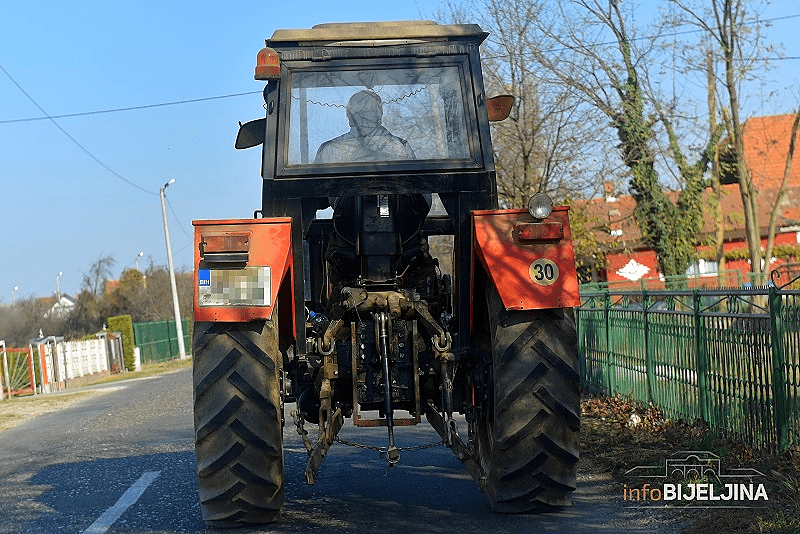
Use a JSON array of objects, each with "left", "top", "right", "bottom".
[
  {"left": 707, "top": 48, "right": 726, "bottom": 282},
  {"left": 764, "top": 109, "right": 800, "bottom": 270},
  {"left": 720, "top": 0, "right": 762, "bottom": 277}
]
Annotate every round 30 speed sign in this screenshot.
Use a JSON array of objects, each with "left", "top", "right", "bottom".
[{"left": 529, "top": 258, "right": 559, "bottom": 286}]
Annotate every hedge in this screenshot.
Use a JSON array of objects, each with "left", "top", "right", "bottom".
[{"left": 107, "top": 314, "right": 136, "bottom": 371}]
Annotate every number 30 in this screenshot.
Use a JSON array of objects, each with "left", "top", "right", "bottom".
[{"left": 529, "top": 258, "right": 559, "bottom": 286}]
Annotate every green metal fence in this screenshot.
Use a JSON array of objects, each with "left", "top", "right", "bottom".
[
  {"left": 576, "top": 286, "right": 800, "bottom": 451},
  {"left": 132, "top": 318, "right": 191, "bottom": 363}
]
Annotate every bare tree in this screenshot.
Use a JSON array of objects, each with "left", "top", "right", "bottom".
[
  {"left": 441, "top": 0, "right": 609, "bottom": 208},
  {"left": 511, "top": 0, "right": 722, "bottom": 277},
  {"left": 82, "top": 255, "right": 116, "bottom": 297},
  {"left": 706, "top": 47, "right": 728, "bottom": 278},
  {"left": 0, "top": 297, "right": 66, "bottom": 347},
  {"left": 484, "top": 0, "right": 609, "bottom": 205},
  {"left": 765, "top": 107, "right": 800, "bottom": 266},
  {"left": 670, "top": 0, "right": 775, "bottom": 276},
  {"left": 106, "top": 263, "right": 193, "bottom": 324}
]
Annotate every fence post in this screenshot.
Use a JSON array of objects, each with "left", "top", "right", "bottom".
[
  {"left": 183, "top": 318, "right": 191, "bottom": 357},
  {"left": 28, "top": 349, "right": 37, "bottom": 396},
  {"left": 643, "top": 291, "right": 655, "bottom": 404},
  {"left": 769, "top": 285, "right": 789, "bottom": 450},
  {"left": 576, "top": 297, "right": 585, "bottom": 384},
  {"left": 604, "top": 291, "right": 616, "bottom": 395},
  {"left": 694, "top": 291, "right": 710, "bottom": 422},
  {"left": 35, "top": 344, "right": 46, "bottom": 396},
  {"left": 1, "top": 341, "right": 9, "bottom": 400}
]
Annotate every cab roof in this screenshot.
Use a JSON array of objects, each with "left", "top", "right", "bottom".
[{"left": 268, "top": 20, "right": 488, "bottom": 46}]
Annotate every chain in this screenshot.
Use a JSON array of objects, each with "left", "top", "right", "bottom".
[
  {"left": 334, "top": 436, "right": 444, "bottom": 454},
  {"left": 291, "top": 85, "right": 429, "bottom": 109}
]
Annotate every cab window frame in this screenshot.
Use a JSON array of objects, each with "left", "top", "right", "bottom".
[{"left": 274, "top": 55, "right": 484, "bottom": 178}]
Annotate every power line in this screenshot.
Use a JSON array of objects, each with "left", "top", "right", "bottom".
[
  {"left": 764, "top": 13, "right": 800, "bottom": 23},
  {"left": 0, "top": 90, "right": 262, "bottom": 124},
  {"left": 0, "top": 62, "right": 157, "bottom": 196},
  {"left": 166, "top": 195, "right": 192, "bottom": 240},
  {"left": 3, "top": 14, "right": 796, "bottom": 125},
  {"left": 2, "top": 64, "right": 202, "bottom": 245}
]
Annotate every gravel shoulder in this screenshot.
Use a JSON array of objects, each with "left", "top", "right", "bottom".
[
  {"left": 0, "top": 359, "right": 193, "bottom": 432},
  {"left": 0, "top": 391, "right": 101, "bottom": 432}
]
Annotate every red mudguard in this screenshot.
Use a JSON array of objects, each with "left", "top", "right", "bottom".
[
  {"left": 472, "top": 207, "right": 580, "bottom": 312},
  {"left": 192, "top": 218, "right": 293, "bottom": 324}
]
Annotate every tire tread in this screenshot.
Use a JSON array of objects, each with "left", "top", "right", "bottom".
[
  {"left": 193, "top": 320, "right": 284, "bottom": 526},
  {"left": 476, "top": 287, "right": 580, "bottom": 512}
]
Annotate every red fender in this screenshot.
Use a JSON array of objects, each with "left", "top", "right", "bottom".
[
  {"left": 472, "top": 208, "right": 580, "bottom": 315},
  {"left": 192, "top": 218, "right": 293, "bottom": 329}
]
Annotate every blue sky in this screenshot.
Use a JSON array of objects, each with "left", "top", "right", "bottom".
[
  {"left": 0, "top": 0, "right": 443, "bottom": 302},
  {"left": 1, "top": 0, "right": 798, "bottom": 302}
]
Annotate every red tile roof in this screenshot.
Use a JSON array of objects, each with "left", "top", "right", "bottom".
[{"left": 742, "top": 113, "right": 800, "bottom": 190}]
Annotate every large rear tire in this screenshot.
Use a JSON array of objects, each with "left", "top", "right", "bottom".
[
  {"left": 193, "top": 320, "right": 284, "bottom": 527},
  {"left": 476, "top": 286, "right": 580, "bottom": 512}
]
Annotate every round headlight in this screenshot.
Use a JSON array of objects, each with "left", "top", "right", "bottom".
[{"left": 528, "top": 193, "right": 553, "bottom": 220}]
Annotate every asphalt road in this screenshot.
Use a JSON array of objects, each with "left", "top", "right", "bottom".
[{"left": 0, "top": 368, "right": 685, "bottom": 534}]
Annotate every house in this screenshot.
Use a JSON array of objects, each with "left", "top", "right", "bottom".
[
  {"left": 575, "top": 113, "right": 800, "bottom": 288},
  {"left": 39, "top": 294, "right": 77, "bottom": 318}
]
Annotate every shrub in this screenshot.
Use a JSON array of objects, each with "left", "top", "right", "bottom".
[{"left": 107, "top": 315, "right": 135, "bottom": 371}]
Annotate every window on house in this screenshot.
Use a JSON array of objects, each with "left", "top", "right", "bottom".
[{"left": 686, "top": 259, "right": 718, "bottom": 276}]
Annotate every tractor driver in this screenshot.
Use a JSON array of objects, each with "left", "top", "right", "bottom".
[
  {"left": 314, "top": 89, "right": 435, "bottom": 292},
  {"left": 314, "top": 90, "right": 416, "bottom": 164}
]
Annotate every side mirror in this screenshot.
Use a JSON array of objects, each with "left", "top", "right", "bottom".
[
  {"left": 235, "top": 118, "right": 266, "bottom": 149},
  {"left": 486, "top": 95, "right": 515, "bottom": 122}
]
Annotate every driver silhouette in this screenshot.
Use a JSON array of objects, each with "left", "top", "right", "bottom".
[{"left": 314, "top": 90, "right": 416, "bottom": 163}]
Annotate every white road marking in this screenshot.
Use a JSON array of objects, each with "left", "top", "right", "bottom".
[{"left": 82, "top": 470, "right": 161, "bottom": 534}]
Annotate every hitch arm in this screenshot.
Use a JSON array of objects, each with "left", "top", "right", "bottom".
[
  {"left": 425, "top": 400, "right": 485, "bottom": 487},
  {"left": 305, "top": 407, "right": 344, "bottom": 485}
]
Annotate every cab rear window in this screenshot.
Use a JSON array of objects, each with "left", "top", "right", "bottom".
[{"left": 280, "top": 58, "right": 482, "bottom": 174}]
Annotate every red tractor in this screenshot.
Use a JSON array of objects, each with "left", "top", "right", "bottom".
[{"left": 191, "top": 20, "right": 580, "bottom": 526}]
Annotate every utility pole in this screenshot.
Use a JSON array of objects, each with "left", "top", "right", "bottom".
[{"left": 160, "top": 179, "right": 187, "bottom": 360}]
